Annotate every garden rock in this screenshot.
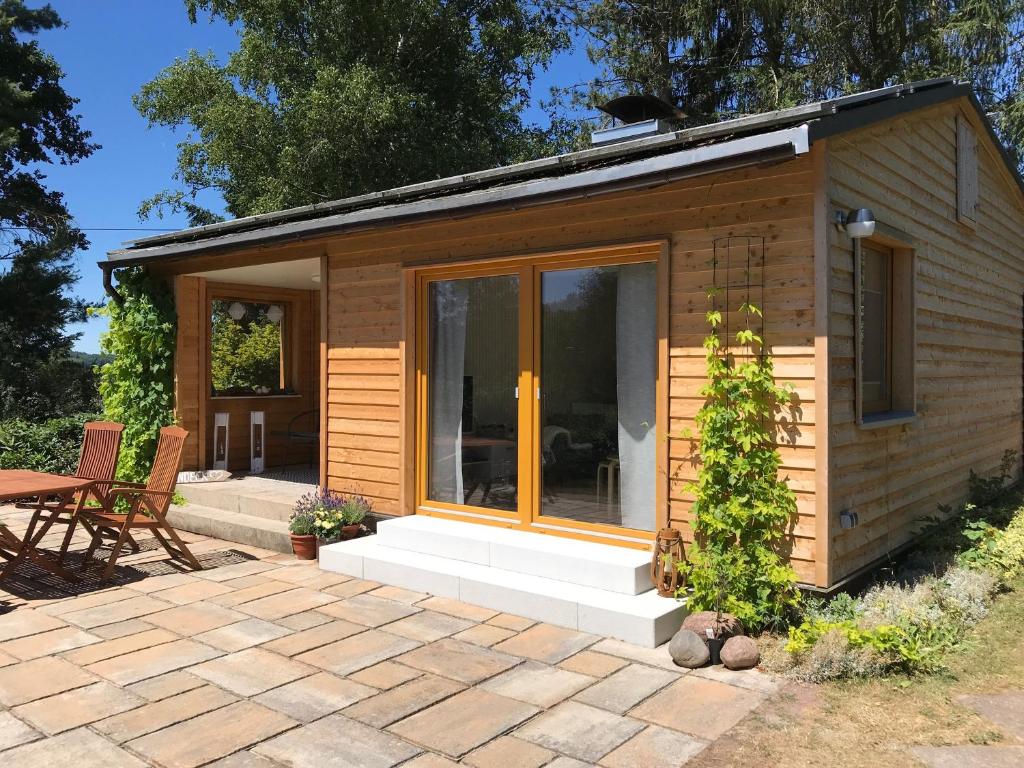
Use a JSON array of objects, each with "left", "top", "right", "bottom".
[
  {"left": 721, "top": 635, "right": 760, "bottom": 670},
  {"left": 669, "top": 629, "right": 710, "bottom": 668},
  {"left": 682, "top": 610, "right": 744, "bottom": 640}
]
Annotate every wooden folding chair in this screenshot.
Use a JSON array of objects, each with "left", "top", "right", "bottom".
[
  {"left": 15, "top": 421, "right": 126, "bottom": 563},
  {"left": 79, "top": 426, "right": 201, "bottom": 579}
]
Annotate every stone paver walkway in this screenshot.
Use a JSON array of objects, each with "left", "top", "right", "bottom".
[
  {"left": 0, "top": 504, "right": 778, "bottom": 767},
  {"left": 911, "top": 691, "right": 1024, "bottom": 768}
]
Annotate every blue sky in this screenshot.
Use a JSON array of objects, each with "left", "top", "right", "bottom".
[{"left": 32, "top": 2, "right": 597, "bottom": 353}]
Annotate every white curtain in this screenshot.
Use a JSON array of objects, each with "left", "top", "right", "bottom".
[
  {"left": 615, "top": 262, "right": 657, "bottom": 530},
  {"left": 429, "top": 280, "right": 469, "bottom": 503}
]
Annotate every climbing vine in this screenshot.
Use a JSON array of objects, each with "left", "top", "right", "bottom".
[
  {"left": 92, "top": 268, "right": 177, "bottom": 482},
  {"left": 678, "top": 297, "right": 802, "bottom": 632}
]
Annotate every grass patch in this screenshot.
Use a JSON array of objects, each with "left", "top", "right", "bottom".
[{"left": 692, "top": 579, "right": 1024, "bottom": 767}]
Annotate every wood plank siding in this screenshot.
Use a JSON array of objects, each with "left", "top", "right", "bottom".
[
  {"left": 827, "top": 100, "right": 1024, "bottom": 582},
  {"left": 322, "top": 158, "right": 821, "bottom": 583}
]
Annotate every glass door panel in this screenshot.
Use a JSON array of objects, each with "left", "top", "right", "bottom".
[
  {"left": 426, "top": 274, "right": 519, "bottom": 512},
  {"left": 538, "top": 262, "right": 657, "bottom": 531}
]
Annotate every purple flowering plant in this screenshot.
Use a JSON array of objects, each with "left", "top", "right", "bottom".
[{"left": 293, "top": 488, "right": 371, "bottom": 541}]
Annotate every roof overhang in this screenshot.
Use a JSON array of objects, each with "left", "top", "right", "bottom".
[{"left": 106, "top": 124, "right": 810, "bottom": 267}]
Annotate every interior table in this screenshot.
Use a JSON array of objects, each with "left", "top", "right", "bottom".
[{"left": 0, "top": 470, "right": 92, "bottom": 582}]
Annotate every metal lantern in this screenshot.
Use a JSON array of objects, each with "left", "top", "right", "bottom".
[{"left": 650, "top": 527, "right": 685, "bottom": 597}]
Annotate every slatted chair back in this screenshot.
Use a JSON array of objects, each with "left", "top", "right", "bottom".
[
  {"left": 76, "top": 422, "right": 124, "bottom": 482},
  {"left": 145, "top": 426, "right": 188, "bottom": 511}
]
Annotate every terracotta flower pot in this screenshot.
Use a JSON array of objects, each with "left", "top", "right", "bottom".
[
  {"left": 340, "top": 524, "right": 361, "bottom": 541},
  {"left": 290, "top": 533, "right": 317, "bottom": 560}
]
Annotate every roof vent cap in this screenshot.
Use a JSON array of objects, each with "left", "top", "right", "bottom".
[{"left": 591, "top": 94, "right": 681, "bottom": 146}]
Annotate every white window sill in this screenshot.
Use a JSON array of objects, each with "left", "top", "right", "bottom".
[{"left": 858, "top": 410, "right": 916, "bottom": 429}]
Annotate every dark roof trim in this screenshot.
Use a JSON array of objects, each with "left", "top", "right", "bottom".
[{"left": 109, "top": 125, "right": 809, "bottom": 264}]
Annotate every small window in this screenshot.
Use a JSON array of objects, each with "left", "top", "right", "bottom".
[
  {"left": 860, "top": 245, "right": 892, "bottom": 415},
  {"left": 856, "top": 240, "right": 915, "bottom": 426},
  {"left": 957, "top": 114, "right": 978, "bottom": 226},
  {"left": 210, "top": 300, "right": 288, "bottom": 397}
]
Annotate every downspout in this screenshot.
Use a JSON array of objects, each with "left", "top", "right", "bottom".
[{"left": 99, "top": 261, "right": 125, "bottom": 307}]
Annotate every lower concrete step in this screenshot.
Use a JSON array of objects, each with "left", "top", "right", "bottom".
[
  {"left": 168, "top": 503, "right": 292, "bottom": 554},
  {"left": 376, "top": 516, "right": 654, "bottom": 595},
  {"left": 319, "top": 535, "right": 685, "bottom": 647},
  {"left": 176, "top": 476, "right": 311, "bottom": 523}
]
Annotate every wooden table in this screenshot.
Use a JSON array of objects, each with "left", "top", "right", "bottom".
[{"left": 0, "top": 470, "right": 92, "bottom": 582}]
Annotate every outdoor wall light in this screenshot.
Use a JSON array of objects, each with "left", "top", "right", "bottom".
[
  {"left": 227, "top": 301, "right": 246, "bottom": 321},
  {"left": 834, "top": 208, "right": 876, "bottom": 238},
  {"left": 266, "top": 304, "right": 284, "bottom": 324},
  {"left": 311, "top": 273, "right": 321, "bottom": 283}
]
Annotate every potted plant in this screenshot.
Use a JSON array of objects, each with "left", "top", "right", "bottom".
[
  {"left": 338, "top": 495, "right": 371, "bottom": 540},
  {"left": 288, "top": 508, "right": 317, "bottom": 560}
]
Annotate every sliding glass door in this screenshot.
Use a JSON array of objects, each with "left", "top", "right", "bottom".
[{"left": 418, "top": 247, "right": 663, "bottom": 542}]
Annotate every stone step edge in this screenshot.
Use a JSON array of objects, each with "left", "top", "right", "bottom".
[
  {"left": 167, "top": 503, "right": 292, "bottom": 554},
  {"left": 318, "top": 536, "right": 686, "bottom": 647},
  {"left": 175, "top": 485, "right": 296, "bottom": 522}
]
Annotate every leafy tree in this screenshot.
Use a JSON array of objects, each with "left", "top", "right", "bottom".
[
  {"left": 553, "top": 0, "right": 1024, "bottom": 166},
  {"left": 0, "top": 1, "right": 97, "bottom": 419},
  {"left": 210, "top": 301, "right": 283, "bottom": 394},
  {"left": 136, "top": 0, "right": 568, "bottom": 225}
]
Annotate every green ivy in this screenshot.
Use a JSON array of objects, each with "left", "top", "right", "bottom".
[
  {"left": 91, "top": 268, "right": 177, "bottom": 482},
  {"left": 677, "top": 299, "right": 801, "bottom": 631}
]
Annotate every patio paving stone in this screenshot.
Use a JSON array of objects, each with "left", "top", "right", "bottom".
[
  {"left": 0, "top": 656, "right": 98, "bottom": 707},
  {"left": 145, "top": 602, "right": 249, "bottom": 634},
  {"left": 13, "top": 681, "right": 143, "bottom": 735},
  {"left": 294, "top": 628, "right": 420, "bottom": 675},
  {"left": 480, "top": 660, "right": 595, "bottom": 707},
  {"left": 0, "top": 711, "right": 39, "bottom": 751},
  {"left": 486, "top": 613, "right": 535, "bottom": 631},
  {"left": 369, "top": 585, "right": 431, "bottom": 604},
  {"left": 125, "top": 670, "right": 206, "bottom": 701},
  {"left": 396, "top": 637, "right": 523, "bottom": 683},
  {"left": 462, "top": 735, "right": 555, "bottom": 768},
  {"left": 275, "top": 609, "right": 334, "bottom": 630},
  {"left": 63, "top": 628, "right": 177, "bottom": 666},
  {"left": 316, "top": 593, "right": 421, "bottom": 627},
  {"left": 94, "top": 684, "right": 237, "bottom": 742},
  {"left": 629, "top": 676, "right": 765, "bottom": 740},
  {"left": 0, "top": 648, "right": 17, "bottom": 667},
  {"left": 957, "top": 692, "right": 1024, "bottom": 741},
  {"left": 598, "top": 724, "right": 709, "bottom": 767},
  {"left": 348, "top": 660, "right": 422, "bottom": 690},
  {"left": 323, "top": 577, "right": 381, "bottom": 598},
  {"left": 120, "top": 573, "right": 195, "bottom": 594},
  {"left": 254, "top": 671, "right": 375, "bottom": 722},
  {"left": 192, "top": 560, "right": 278, "bottom": 582},
  {"left": 416, "top": 596, "right": 499, "bottom": 622},
  {"left": 126, "top": 700, "right": 296, "bottom": 768},
  {"left": 0, "top": 625, "right": 100, "bottom": 660},
  {"left": 255, "top": 713, "right": 420, "bottom": 768},
  {"left": 451, "top": 623, "right": 516, "bottom": 647},
  {"left": 402, "top": 755, "right": 461, "bottom": 768},
  {"left": 89, "top": 618, "right": 156, "bottom": 640},
  {"left": 1, "top": 727, "right": 146, "bottom": 768},
  {"left": 259, "top": 618, "right": 364, "bottom": 656},
  {"left": 689, "top": 662, "right": 780, "bottom": 694},
  {"left": 85, "top": 638, "right": 222, "bottom": 686},
  {"left": 37, "top": 588, "right": 133, "bottom": 615},
  {"left": 384, "top": 610, "right": 474, "bottom": 642},
  {"left": 0, "top": 609, "right": 65, "bottom": 641},
  {"left": 388, "top": 688, "right": 540, "bottom": 758},
  {"left": 60, "top": 595, "right": 168, "bottom": 629},
  {"left": 207, "top": 752, "right": 282, "bottom": 768},
  {"left": 573, "top": 663, "right": 679, "bottom": 714},
  {"left": 494, "top": 623, "right": 598, "bottom": 664},
  {"left": 151, "top": 579, "right": 236, "bottom": 605},
  {"left": 207, "top": 580, "right": 296, "bottom": 608},
  {"left": 558, "top": 650, "right": 629, "bottom": 678},
  {"left": 515, "top": 700, "right": 645, "bottom": 763},
  {"left": 588, "top": 637, "right": 684, "bottom": 672},
  {"left": 194, "top": 618, "right": 293, "bottom": 651},
  {"left": 341, "top": 673, "right": 465, "bottom": 728},
  {"left": 188, "top": 647, "right": 315, "bottom": 696},
  {"left": 236, "top": 587, "right": 339, "bottom": 620}
]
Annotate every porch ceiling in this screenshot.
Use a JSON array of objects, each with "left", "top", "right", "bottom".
[{"left": 188, "top": 257, "right": 321, "bottom": 290}]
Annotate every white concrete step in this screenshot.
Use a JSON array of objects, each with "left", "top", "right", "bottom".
[
  {"left": 375, "top": 516, "right": 654, "bottom": 595},
  {"left": 319, "top": 535, "right": 686, "bottom": 647},
  {"left": 168, "top": 503, "right": 292, "bottom": 554}
]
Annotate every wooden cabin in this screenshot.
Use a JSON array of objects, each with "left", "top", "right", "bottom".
[{"left": 105, "top": 79, "right": 1024, "bottom": 607}]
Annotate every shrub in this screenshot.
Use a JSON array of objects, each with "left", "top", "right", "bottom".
[
  {"left": 94, "top": 268, "right": 176, "bottom": 482},
  {"left": 677, "top": 298, "right": 801, "bottom": 631},
  {"left": 0, "top": 413, "right": 97, "bottom": 474}
]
